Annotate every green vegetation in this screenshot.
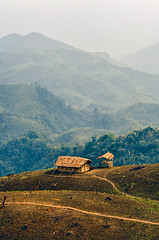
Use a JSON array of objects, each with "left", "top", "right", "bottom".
[
  {"left": 117, "top": 102, "right": 159, "bottom": 129},
  {"left": 0, "top": 83, "right": 96, "bottom": 145},
  {"left": 0, "top": 83, "right": 159, "bottom": 147},
  {"left": 59, "top": 127, "right": 159, "bottom": 167},
  {"left": 0, "top": 127, "right": 159, "bottom": 177},
  {"left": 0, "top": 131, "right": 52, "bottom": 176}
]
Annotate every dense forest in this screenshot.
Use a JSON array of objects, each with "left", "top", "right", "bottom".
[{"left": 0, "top": 127, "right": 158, "bottom": 176}]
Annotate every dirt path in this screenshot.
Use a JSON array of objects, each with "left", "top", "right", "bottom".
[
  {"left": 7, "top": 201, "right": 159, "bottom": 226},
  {"left": 93, "top": 174, "right": 130, "bottom": 197}
]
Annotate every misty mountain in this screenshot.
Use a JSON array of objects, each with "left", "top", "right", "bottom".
[
  {"left": 0, "top": 32, "right": 75, "bottom": 52},
  {"left": 0, "top": 33, "right": 159, "bottom": 109},
  {"left": 119, "top": 42, "right": 159, "bottom": 74}
]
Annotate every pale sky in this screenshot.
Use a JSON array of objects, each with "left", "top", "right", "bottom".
[{"left": 0, "top": 0, "right": 159, "bottom": 56}]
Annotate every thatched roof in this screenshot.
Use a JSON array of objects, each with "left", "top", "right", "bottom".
[
  {"left": 97, "top": 152, "right": 114, "bottom": 160},
  {"left": 55, "top": 156, "right": 93, "bottom": 168}
]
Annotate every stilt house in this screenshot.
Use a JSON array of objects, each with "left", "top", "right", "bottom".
[
  {"left": 55, "top": 156, "right": 93, "bottom": 173},
  {"left": 97, "top": 152, "right": 114, "bottom": 168}
]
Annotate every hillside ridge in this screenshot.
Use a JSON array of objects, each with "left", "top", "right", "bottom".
[
  {"left": 0, "top": 32, "right": 75, "bottom": 52},
  {"left": 119, "top": 42, "right": 159, "bottom": 74}
]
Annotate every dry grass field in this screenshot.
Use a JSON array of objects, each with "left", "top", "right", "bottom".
[{"left": 0, "top": 164, "right": 159, "bottom": 239}]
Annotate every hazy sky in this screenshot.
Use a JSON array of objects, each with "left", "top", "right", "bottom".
[{"left": 0, "top": 0, "right": 159, "bottom": 56}]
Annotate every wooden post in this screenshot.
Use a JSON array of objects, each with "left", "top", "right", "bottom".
[
  {"left": 60, "top": 168, "right": 65, "bottom": 176},
  {"left": 69, "top": 168, "right": 74, "bottom": 175},
  {"left": 51, "top": 168, "right": 56, "bottom": 175},
  {"left": 105, "top": 219, "right": 108, "bottom": 227},
  {"left": 2, "top": 195, "right": 7, "bottom": 207}
]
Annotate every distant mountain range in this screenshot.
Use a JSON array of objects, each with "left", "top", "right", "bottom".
[
  {"left": 0, "top": 32, "right": 159, "bottom": 150},
  {"left": 0, "top": 33, "right": 159, "bottom": 109},
  {"left": 119, "top": 42, "right": 159, "bottom": 74}
]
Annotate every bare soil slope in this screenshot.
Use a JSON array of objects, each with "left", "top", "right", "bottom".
[{"left": 0, "top": 164, "right": 159, "bottom": 239}]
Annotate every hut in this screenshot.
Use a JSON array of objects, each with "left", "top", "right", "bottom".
[
  {"left": 55, "top": 156, "right": 93, "bottom": 173},
  {"left": 97, "top": 152, "right": 114, "bottom": 168}
]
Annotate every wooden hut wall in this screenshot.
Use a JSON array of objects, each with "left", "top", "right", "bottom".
[
  {"left": 108, "top": 162, "right": 113, "bottom": 168},
  {"left": 100, "top": 161, "right": 113, "bottom": 168},
  {"left": 58, "top": 166, "right": 76, "bottom": 172},
  {"left": 57, "top": 163, "right": 90, "bottom": 173},
  {"left": 57, "top": 166, "right": 81, "bottom": 173},
  {"left": 81, "top": 163, "right": 90, "bottom": 172}
]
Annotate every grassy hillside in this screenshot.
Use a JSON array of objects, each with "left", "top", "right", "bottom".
[
  {"left": 106, "top": 164, "right": 159, "bottom": 200},
  {"left": 0, "top": 165, "right": 158, "bottom": 239},
  {"left": 91, "top": 165, "right": 159, "bottom": 201},
  {"left": 1, "top": 164, "right": 158, "bottom": 200}
]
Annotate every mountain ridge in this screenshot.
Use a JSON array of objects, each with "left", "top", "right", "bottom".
[
  {"left": 119, "top": 42, "right": 159, "bottom": 74},
  {"left": 0, "top": 32, "right": 75, "bottom": 52}
]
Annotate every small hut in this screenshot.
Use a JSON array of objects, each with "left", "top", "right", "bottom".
[
  {"left": 55, "top": 156, "right": 93, "bottom": 173},
  {"left": 97, "top": 152, "right": 114, "bottom": 168}
]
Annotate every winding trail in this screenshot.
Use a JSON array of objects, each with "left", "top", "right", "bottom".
[
  {"left": 7, "top": 201, "right": 159, "bottom": 226},
  {"left": 92, "top": 174, "right": 131, "bottom": 197}
]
